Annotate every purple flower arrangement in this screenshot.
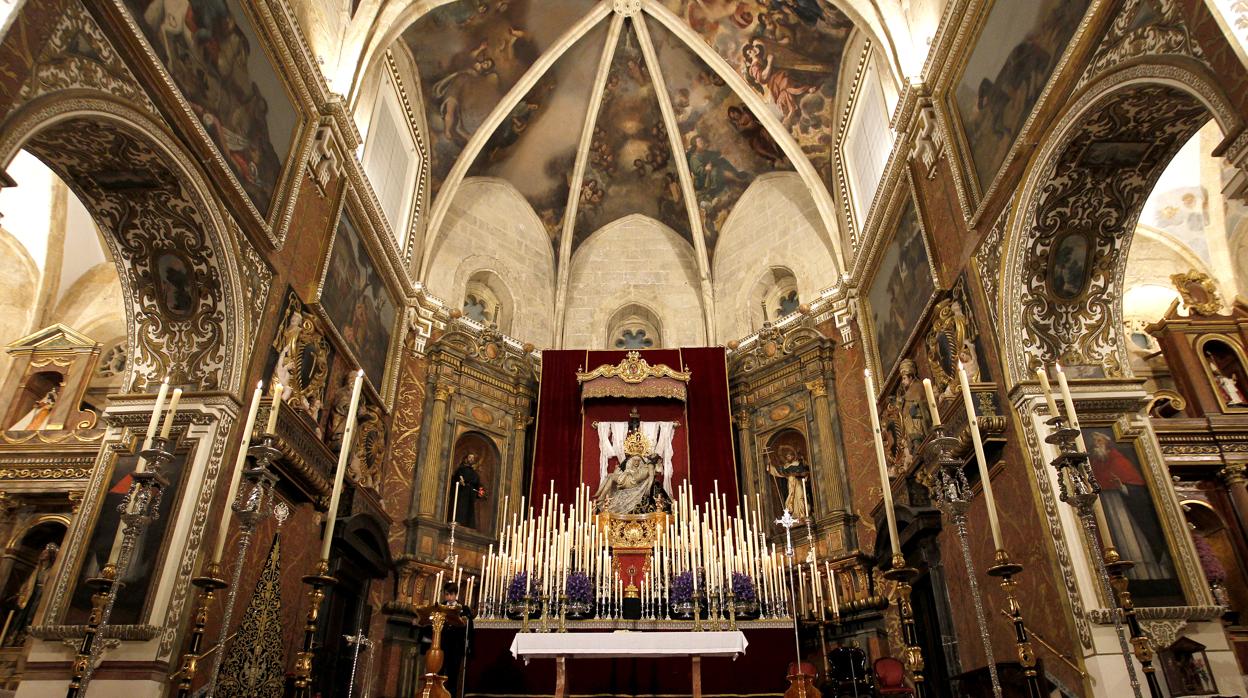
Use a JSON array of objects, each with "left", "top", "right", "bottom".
[
  {"left": 507, "top": 572, "right": 529, "bottom": 603},
  {"left": 1192, "top": 533, "right": 1227, "bottom": 584},
  {"left": 731, "top": 572, "right": 757, "bottom": 604},
  {"left": 670, "top": 571, "right": 693, "bottom": 604},
  {"left": 566, "top": 571, "right": 593, "bottom": 604}
]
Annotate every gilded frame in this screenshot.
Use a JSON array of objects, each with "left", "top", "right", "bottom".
[
  {"left": 98, "top": 0, "right": 319, "bottom": 247},
  {"left": 313, "top": 183, "right": 405, "bottom": 409},
  {"left": 860, "top": 171, "right": 939, "bottom": 389},
  {"left": 55, "top": 435, "right": 198, "bottom": 628},
  {"left": 933, "top": 0, "right": 1108, "bottom": 226}
]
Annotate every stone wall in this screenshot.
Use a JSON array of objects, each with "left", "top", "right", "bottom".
[
  {"left": 564, "top": 214, "right": 706, "bottom": 348},
  {"left": 425, "top": 177, "right": 556, "bottom": 346},
  {"left": 713, "top": 173, "right": 839, "bottom": 342}
]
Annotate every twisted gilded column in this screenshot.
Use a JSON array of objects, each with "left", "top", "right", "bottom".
[
  {"left": 805, "top": 380, "right": 846, "bottom": 513},
  {"left": 417, "top": 383, "right": 455, "bottom": 517}
]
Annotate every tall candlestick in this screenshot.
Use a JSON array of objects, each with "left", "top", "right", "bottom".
[
  {"left": 864, "top": 369, "right": 902, "bottom": 557},
  {"left": 958, "top": 362, "right": 1004, "bottom": 551},
  {"left": 922, "top": 378, "right": 941, "bottom": 427},
  {"left": 157, "top": 388, "right": 183, "bottom": 440},
  {"left": 134, "top": 378, "right": 170, "bottom": 475},
  {"left": 320, "top": 370, "right": 364, "bottom": 561},
  {"left": 213, "top": 381, "right": 264, "bottom": 564}
]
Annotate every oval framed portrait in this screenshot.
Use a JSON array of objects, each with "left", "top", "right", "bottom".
[
  {"left": 151, "top": 250, "right": 198, "bottom": 320},
  {"left": 1047, "top": 229, "right": 1093, "bottom": 300}
]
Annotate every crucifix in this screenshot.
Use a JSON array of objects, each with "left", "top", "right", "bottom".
[{"left": 775, "top": 508, "right": 803, "bottom": 682}]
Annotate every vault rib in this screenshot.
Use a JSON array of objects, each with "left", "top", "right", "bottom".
[
  {"left": 417, "top": 1, "right": 613, "bottom": 281},
  {"left": 553, "top": 12, "right": 626, "bottom": 347},
  {"left": 640, "top": 0, "right": 845, "bottom": 273},
  {"left": 633, "top": 15, "right": 716, "bottom": 344}
]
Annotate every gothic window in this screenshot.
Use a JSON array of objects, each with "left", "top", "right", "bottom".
[
  {"left": 462, "top": 270, "right": 513, "bottom": 334},
  {"left": 615, "top": 328, "right": 654, "bottom": 349},
  {"left": 752, "top": 267, "right": 800, "bottom": 327},
  {"left": 605, "top": 303, "right": 662, "bottom": 350}
]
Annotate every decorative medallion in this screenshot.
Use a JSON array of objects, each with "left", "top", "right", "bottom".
[
  {"left": 271, "top": 291, "right": 331, "bottom": 422},
  {"left": 1171, "top": 271, "right": 1223, "bottom": 316},
  {"left": 924, "top": 277, "right": 980, "bottom": 394}
]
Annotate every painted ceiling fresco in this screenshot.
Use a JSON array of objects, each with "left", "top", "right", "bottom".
[
  {"left": 573, "top": 23, "right": 690, "bottom": 250},
  {"left": 657, "top": 0, "right": 854, "bottom": 187},
  {"left": 401, "top": 0, "right": 596, "bottom": 202},
  {"left": 647, "top": 17, "right": 792, "bottom": 255},
  {"left": 469, "top": 22, "right": 611, "bottom": 253}
]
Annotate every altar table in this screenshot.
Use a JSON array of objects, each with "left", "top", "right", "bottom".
[{"left": 510, "top": 631, "right": 748, "bottom": 698}]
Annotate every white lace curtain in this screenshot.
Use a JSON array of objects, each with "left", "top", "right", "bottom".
[{"left": 596, "top": 421, "right": 676, "bottom": 496}]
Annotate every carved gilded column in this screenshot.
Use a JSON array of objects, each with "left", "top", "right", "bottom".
[
  {"left": 417, "top": 384, "right": 455, "bottom": 517},
  {"left": 734, "top": 408, "right": 758, "bottom": 501},
  {"left": 806, "top": 379, "right": 847, "bottom": 514},
  {"left": 507, "top": 413, "right": 532, "bottom": 518},
  {"left": 1220, "top": 463, "right": 1248, "bottom": 538}
]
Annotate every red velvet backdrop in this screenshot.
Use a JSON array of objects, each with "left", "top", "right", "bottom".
[{"left": 531, "top": 348, "right": 738, "bottom": 506}]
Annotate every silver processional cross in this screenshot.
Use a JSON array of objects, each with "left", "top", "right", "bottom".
[{"left": 344, "top": 627, "right": 375, "bottom": 697}]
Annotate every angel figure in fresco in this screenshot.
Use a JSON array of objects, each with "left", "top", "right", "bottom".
[
  {"left": 432, "top": 45, "right": 498, "bottom": 145},
  {"left": 741, "top": 40, "right": 818, "bottom": 126},
  {"left": 768, "top": 445, "right": 810, "bottom": 520}
]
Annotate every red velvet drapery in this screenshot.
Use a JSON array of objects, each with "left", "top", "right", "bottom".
[{"left": 531, "top": 348, "right": 738, "bottom": 506}]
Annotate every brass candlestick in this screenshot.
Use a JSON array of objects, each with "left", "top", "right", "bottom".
[
  {"left": 986, "top": 550, "right": 1043, "bottom": 698},
  {"left": 1045, "top": 416, "right": 1147, "bottom": 697},
  {"left": 173, "top": 562, "right": 228, "bottom": 698},
  {"left": 65, "top": 570, "right": 115, "bottom": 698},
  {"left": 291, "top": 559, "right": 337, "bottom": 698},
  {"left": 204, "top": 433, "right": 282, "bottom": 697},
  {"left": 68, "top": 436, "right": 174, "bottom": 697},
  {"left": 883, "top": 555, "right": 928, "bottom": 698},
  {"left": 926, "top": 426, "right": 1001, "bottom": 697}
]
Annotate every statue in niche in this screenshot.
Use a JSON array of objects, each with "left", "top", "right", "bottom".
[
  {"left": 767, "top": 445, "right": 810, "bottom": 520},
  {"left": 595, "top": 413, "right": 671, "bottom": 516},
  {"left": 8, "top": 385, "right": 58, "bottom": 431},
  {"left": 451, "top": 453, "right": 487, "bottom": 529},
  {"left": 1205, "top": 346, "right": 1248, "bottom": 406},
  {"left": 3, "top": 543, "right": 57, "bottom": 646}
]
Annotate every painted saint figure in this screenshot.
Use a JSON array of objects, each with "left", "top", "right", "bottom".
[{"left": 2, "top": 543, "right": 57, "bottom": 646}]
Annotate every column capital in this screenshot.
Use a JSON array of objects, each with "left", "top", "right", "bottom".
[
  {"left": 1220, "top": 462, "right": 1247, "bottom": 487},
  {"left": 805, "top": 380, "right": 828, "bottom": 398},
  {"left": 733, "top": 408, "right": 753, "bottom": 427},
  {"left": 433, "top": 384, "right": 457, "bottom": 402}
]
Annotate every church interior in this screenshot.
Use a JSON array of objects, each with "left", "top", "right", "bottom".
[{"left": 4, "top": 0, "right": 1248, "bottom": 696}]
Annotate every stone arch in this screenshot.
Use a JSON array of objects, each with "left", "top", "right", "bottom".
[
  {"left": 999, "top": 65, "right": 1243, "bottom": 385},
  {"left": 462, "top": 269, "right": 517, "bottom": 334},
  {"left": 0, "top": 98, "right": 249, "bottom": 391},
  {"left": 604, "top": 302, "right": 665, "bottom": 350}
]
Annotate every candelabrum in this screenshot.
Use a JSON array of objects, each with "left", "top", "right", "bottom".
[
  {"left": 727, "top": 590, "right": 737, "bottom": 632},
  {"left": 1045, "top": 415, "right": 1157, "bottom": 698},
  {"left": 692, "top": 587, "right": 705, "bottom": 632},
  {"left": 520, "top": 594, "right": 535, "bottom": 634},
  {"left": 986, "top": 551, "right": 1044, "bottom": 698},
  {"left": 926, "top": 426, "right": 1001, "bottom": 698},
  {"left": 204, "top": 433, "right": 282, "bottom": 697},
  {"left": 174, "top": 562, "right": 227, "bottom": 698},
  {"left": 557, "top": 593, "right": 568, "bottom": 633},
  {"left": 882, "top": 554, "right": 928, "bottom": 698},
  {"left": 291, "top": 558, "right": 337, "bottom": 698},
  {"left": 445, "top": 521, "right": 459, "bottom": 564},
  {"left": 67, "top": 436, "right": 174, "bottom": 698},
  {"left": 539, "top": 592, "right": 552, "bottom": 633}
]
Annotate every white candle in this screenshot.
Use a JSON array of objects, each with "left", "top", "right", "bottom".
[
  {"left": 827, "top": 561, "right": 839, "bottom": 617},
  {"left": 922, "top": 378, "right": 941, "bottom": 427},
  {"left": 135, "top": 378, "right": 170, "bottom": 475},
  {"left": 864, "top": 369, "right": 902, "bottom": 558},
  {"left": 451, "top": 479, "right": 461, "bottom": 523},
  {"left": 1053, "top": 364, "right": 1087, "bottom": 451},
  {"left": 320, "top": 370, "right": 364, "bottom": 560},
  {"left": 958, "top": 362, "right": 1004, "bottom": 551},
  {"left": 213, "top": 381, "right": 264, "bottom": 564},
  {"left": 157, "top": 388, "right": 182, "bottom": 440},
  {"left": 265, "top": 382, "right": 284, "bottom": 435},
  {"left": 1036, "top": 367, "right": 1060, "bottom": 417}
]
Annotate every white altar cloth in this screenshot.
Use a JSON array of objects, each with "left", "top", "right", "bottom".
[{"left": 510, "top": 630, "right": 747, "bottom": 660}]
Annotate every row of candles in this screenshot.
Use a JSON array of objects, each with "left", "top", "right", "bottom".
[
  {"left": 864, "top": 357, "right": 1102, "bottom": 560},
  {"left": 474, "top": 481, "right": 803, "bottom": 619},
  {"left": 112, "top": 369, "right": 366, "bottom": 572}
]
